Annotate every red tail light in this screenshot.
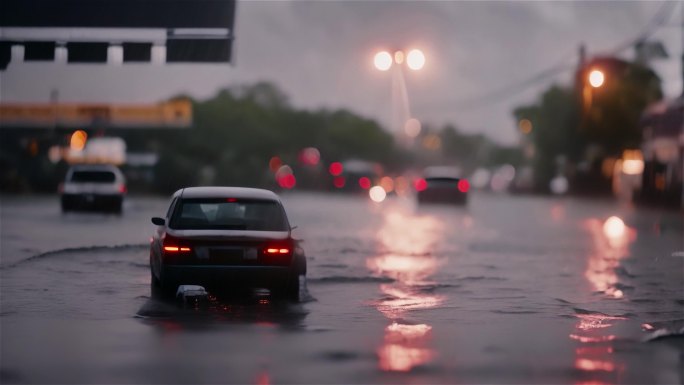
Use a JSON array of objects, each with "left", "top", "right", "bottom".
[
  {"left": 457, "top": 179, "right": 470, "bottom": 193},
  {"left": 118, "top": 184, "right": 127, "bottom": 194},
  {"left": 414, "top": 178, "right": 427, "bottom": 192},
  {"left": 58, "top": 183, "right": 64, "bottom": 193},
  {"left": 162, "top": 234, "right": 192, "bottom": 255},
  {"left": 163, "top": 246, "right": 191, "bottom": 252},
  {"left": 265, "top": 248, "right": 290, "bottom": 254},
  {"left": 262, "top": 241, "right": 294, "bottom": 266}
]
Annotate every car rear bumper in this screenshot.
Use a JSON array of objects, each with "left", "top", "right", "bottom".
[
  {"left": 161, "top": 264, "right": 292, "bottom": 288},
  {"left": 418, "top": 191, "right": 467, "bottom": 204},
  {"left": 61, "top": 193, "right": 123, "bottom": 210}
]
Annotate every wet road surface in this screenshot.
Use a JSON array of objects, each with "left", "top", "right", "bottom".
[{"left": 1, "top": 192, "right": 683, "bottom": 384}]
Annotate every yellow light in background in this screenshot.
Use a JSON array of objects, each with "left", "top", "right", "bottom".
[
  {"left": 404, "top": 118, "right": 422, "bottom": 138},
  {"left": 422, "top": 134, "right": 441, "bottom": 151},
  {"left": 394, "top": 50, "right": 405, "bottom": 65},
  {"left": 374, "top": 51, "right": 393, "bottom": 71},
  {"left": 603, "top": 216, "right": 626, "bottom": 239},
  {"left": 621, "top": 149, "right": 644, "bottom": 175},
  {"left": 369, "top": 186, "right": 387, "bottom": 203},
  {"left": 589, "top": 69, "right": 605, "bottom": 88},
  {"left": 70, "top": 130, "right": 87, "bottom": 151},
  {"left": 518, "top": 119, "right": 532, "bottom": 134},
  {"left": 380, "top": 176, "right": 395, "bottom": 193},
  {"left": 406, "top": 49, "right": 425, "bottom": 71}
]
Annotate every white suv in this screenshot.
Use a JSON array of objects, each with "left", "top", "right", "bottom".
[{"left": 60, "top": 164, "right": 126, "bottom": 213}]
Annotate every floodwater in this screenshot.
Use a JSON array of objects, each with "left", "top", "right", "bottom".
[{"left": 1, "top": 192, "right": 682, "bottom": 384}]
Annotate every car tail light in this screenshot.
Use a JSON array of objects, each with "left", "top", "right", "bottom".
[
  {"left": 162, "top": 234, "right": 192, "bottom": 257},
  {"left": 261, "top": 241, "right": 293, "bottom": 266},
  {"left": 457, "top": 179, "right": 470, "bottom": 193},
  {"left": 58, "top": 183, "right": 64, "bottom": 193},
  {"left": 265, "top": 247, "right": 290, "bottom": 255},
  {"left": 118, "top": 184, "right": 127, "bottom": 194},
  {"left": 414, "top": 178, "right": 427, "bottom": 192}
]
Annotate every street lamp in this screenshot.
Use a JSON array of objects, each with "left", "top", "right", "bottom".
[
  {"left": 373, "top": 48, "right": 425, "bottom": 71},
  {"left": 374, "top": 51, "right": 393, "bottom": 71},
  {"left": 373, "top": 47, "right": 425, "bottom": 142},
  {"left": 588, "top": 69, "right": 605, "bottom": 88},
  {"left": 406, "top": 49, "right": 425, "bottom": 71}
]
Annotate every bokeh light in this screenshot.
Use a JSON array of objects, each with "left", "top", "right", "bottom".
[
  {"left": 394, "top": 50, "right": 405, "bottom": 65},
  {"left": 275, "top": 165, "right": 296, "bottom": 189},
  {"left": 70, "top": 130, "right": 87, "bottom": 151},
  {"left": 550, "top": 176, "right": 569, "bottom": 195},
  {"left": 269, "top": 156, "right": 282, "bottom": 173},
  {"left": 589, "top": 69, "right": 605, "bottom": 88},
  {"left": 380, "top": 176, "right": 394, "bottom": 193},
  {"left": 298, "top": 147, "right": 320, "bottom": 166},
  {"left": 404, "top": 118, "right": 422, "bottom": 138},
  {"left": 359, "top": 177, "right": 372, "bottom": 190},
  {"left": 603, "top": 216, "right": 626, "bottom": 239},
  {"left": 333, "top": 176, "right": 346, "bottom": 188},
  {"left": 422, "top": 134, "right": 441, "bottom": 150},
  {"left": 457, "top": 179, "right": 470, "bottom": 193},
  {"left": 406, "top": 49, "right": 425, "bottom": 70},
  {"left": 518, "top": 119, "right": 532, "bottom": 134},
  {"left": 374, "top": 51, "right": 393, "bottom": 71},
  {"left": 329, "top": 162, "right": 343, "bottom": 176},
  {"left": 369, "top": 186, "right": 387, "bottom": 203}
]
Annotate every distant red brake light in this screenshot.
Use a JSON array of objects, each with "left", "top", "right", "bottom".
[
  {"left": 414, "top": 178, "right": 427, "bottom": 192},
  {"left": 457, "top": 179, "right": 470, "bottom": 193},
  {"left": 358, "top": 177, "right": 371, "bottom": 190},
  {"left": 118, "top": 184, "right": 127, "bottom": 194}
]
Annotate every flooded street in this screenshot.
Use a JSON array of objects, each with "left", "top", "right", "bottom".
[{"left": 1, "top": 192, "right": 682, "bottom": 384}]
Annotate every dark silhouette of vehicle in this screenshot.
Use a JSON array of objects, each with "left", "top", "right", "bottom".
[
  {"left": 415, "top": 167, "right": 470, "bottom": 205},
  {"left": 149, "top": 186, "right": 306, "bottom": 301}
]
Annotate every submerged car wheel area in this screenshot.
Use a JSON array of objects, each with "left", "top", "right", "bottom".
[{"left": 149, "top": 186, "right": 306, "bottom": 301}]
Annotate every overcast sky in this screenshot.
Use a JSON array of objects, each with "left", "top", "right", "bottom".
[{"left": 1, "top": 1, "right": 682, "bottom": 145}]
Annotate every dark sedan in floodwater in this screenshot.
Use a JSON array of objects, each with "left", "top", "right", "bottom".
[
  {"left": 415, "top": 167, "right": 470, "bottom": 205},
  {"left": 149, "top": 186, "right": 306, "bottom": 300}
]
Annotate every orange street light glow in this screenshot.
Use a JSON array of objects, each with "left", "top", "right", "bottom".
[
  {"left": 70, "top": 130, "right": 88, "bottom": 151},
  {"left": 589, "top": 69, "right": 605, "bottom": 88},
  {"left": 394, "top": 50, "right": 405, "bottom": 64}
]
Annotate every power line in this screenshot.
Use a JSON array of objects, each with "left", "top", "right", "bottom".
[{"left": 444, "top": 1, "right": 677, "bottom": 112}]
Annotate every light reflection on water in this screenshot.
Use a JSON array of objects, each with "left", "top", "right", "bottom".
[
  {"left": 367, "top": 206, "right": 445, "bottom": 372},
  {"left": 572, "top": 216, "right": 636, "bottom": 384},
  {"left": 570, "top": 312, "right": 624, "bottom": 383},
  {"left": 583, "top": 217, "right": 635, "bottom": 299}
]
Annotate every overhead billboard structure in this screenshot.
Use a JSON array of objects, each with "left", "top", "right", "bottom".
[
  {"left": 0, "top": 100, "right": 192, "bottom": 129},
  {"left": 0, "top": 0, "right": 236, "bottom": 69}
]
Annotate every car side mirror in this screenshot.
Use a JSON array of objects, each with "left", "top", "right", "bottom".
[{"left": 151, "top": 217, "right": 165, "bottom": 226}]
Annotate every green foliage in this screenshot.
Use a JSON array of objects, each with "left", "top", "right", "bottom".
[
  {"left": 513, "top": 57, "right": 662, "bottom": 193},
  {"left": 153, "top": 82, "right": 397, "bottom": 192}
]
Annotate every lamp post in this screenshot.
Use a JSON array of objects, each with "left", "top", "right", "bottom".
[{"left": 373, "top": 48, "right": 425, "bottom": 143}]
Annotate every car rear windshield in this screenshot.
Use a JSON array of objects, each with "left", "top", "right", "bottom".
[
  {"left": 170, "top": 198, "right": 289, "bottom": 231},
  {"left": 426, "top": 177, "right": 460, "bottom": 186},
  {"left": 70, "top": 171, "right": 116, "bottom": 183}
]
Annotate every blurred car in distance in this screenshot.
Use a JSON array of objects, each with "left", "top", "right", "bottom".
[
  {"left": 60, "top": 164, "right": 126, "bottom": 213},
  {"left": 149, "top": 186, "right": 306, "bottom": 300},
  {"left": 415, "top": 166, "right": 470, "bottom": 205}
]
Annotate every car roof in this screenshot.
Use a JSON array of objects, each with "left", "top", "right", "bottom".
[
  {"left": 423, "top": 166, "right": 461, "bottom": 179},
  {"left": 174, "top": 186, "right": 281, "bottom": 201}
]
